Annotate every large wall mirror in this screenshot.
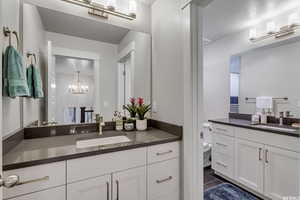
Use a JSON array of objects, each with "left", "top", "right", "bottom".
[
  {"left": 19, "top": 2, "right": 151, "bottom": 128},
  {"left": 230, "top": 38, "right": 300, "bottom": 118}
]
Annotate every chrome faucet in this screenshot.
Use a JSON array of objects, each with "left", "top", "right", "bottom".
[
  {"left": 279, "top": 112, "right": 284, "bottom": 126},
  {"left": 96, "top": 114, "right": 105, "bottom": 136}
]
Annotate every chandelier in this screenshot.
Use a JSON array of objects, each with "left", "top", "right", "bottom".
[{"left": 68, "top": 71, "right": 89, "bottom": 94}]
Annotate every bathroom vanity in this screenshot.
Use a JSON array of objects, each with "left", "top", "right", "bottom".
[
  {"left": 3, "top": 128, "right": 181, "bottom": 200},
  {"left": 209, "top": 118, "right": 300, "bottom": 200}
]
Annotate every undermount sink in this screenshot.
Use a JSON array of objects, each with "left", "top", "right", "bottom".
[
  {"left": 76, "top": 135, "right": 131, "bottom": 149},
  {"left": 254, "top": 125, "right": 298, "bottom": 132}
]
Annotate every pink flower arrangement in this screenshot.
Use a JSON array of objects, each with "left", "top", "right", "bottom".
[
  {"left": 136, "top": 97, "right": 151, "bottom": 120},
  {"left": 130, "top": 97, "right": 135, "bottom": 105},
  {"left": 137, "top": 97, "right": 144, "bottom": 106}
]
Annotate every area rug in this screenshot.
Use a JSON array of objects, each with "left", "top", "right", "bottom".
[{"left": 204, "top": 183, "right": 259, "bottom": 200}]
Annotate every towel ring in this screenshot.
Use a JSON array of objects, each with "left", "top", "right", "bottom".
[
  {"left": 3, "top": 27, "right": 19, "bottom": 49},
  {"left": 27, "top": 53, "right": 37, "bottom": 65}
]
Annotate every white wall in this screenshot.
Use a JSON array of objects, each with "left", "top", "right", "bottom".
[
  {"left": 151, "top": 0, "right": 183, "bottom": 125},
  {"left": 2, "top": 0, "right": 22, "bottom": 137},
  {"left": 239, "top": 41, "right": 300, "bottom": 117},
  {"left": 118, "top": 31, "right": 151, "bottom": 104},
  {"left": 23, "top": 3, "right": 47, "bottom": 127},
  {"left": 46, "top": 32, "right": 118, "bottom": 121},
  {"left": 24, "top": 0, "right": 151, "bottom": 34}
]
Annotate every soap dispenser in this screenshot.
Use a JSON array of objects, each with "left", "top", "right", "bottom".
[{"left": 260, "top": 109, "right": 267, "bottom": 124}]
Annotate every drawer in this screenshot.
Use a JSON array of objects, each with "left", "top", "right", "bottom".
[
  {"left": 8, "top": 186, "right": 65, "bottom": 200},
  {"left": 213, "top": 133, "right": 234, "bottom": 156},
  {"left": 212, "top": 123, "right": 235, "bottom": 137},
  {"left": 212, "top": 152, "right": 234, "bottom": 179},
  {"left": 67, "top": 147, "right": 146, "bottom": 183},
  {"left": 148, "top": 142, "right": 180, "bottom": 164},
  {"left": 148, "top": 158, "right": 180, "bottom": 200},
  {"left": 235, "top": 127, "right": 300, "bottom": 153},
  {"left": 4, "top": 162, "right": 66, "bottom": 199}
]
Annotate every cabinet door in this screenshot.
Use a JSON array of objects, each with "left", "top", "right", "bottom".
[
  {"left": 148, "top": 158, "right": 180, "bottom": 200},
  {"left": 67, "top": 175, "right": 111, "bottom": 200},
  {"left": 10, "top": 186, "right": 65, "bottom": 200},
  {"left": 235, "top": 139, "right": 264, "bottom": 193},
  {"left": 112, "top": 166, "right": 146, "bottom": 200},
  {"left": 264, "top": 146, "right": 300, "bottom": 200}
]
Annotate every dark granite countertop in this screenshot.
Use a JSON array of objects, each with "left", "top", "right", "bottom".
[
  {"left": 209, "top": 118, "right": 300, "bottom": 138},
  {"left": 4, "top": 128, "right": 181, "bottom": 171}
]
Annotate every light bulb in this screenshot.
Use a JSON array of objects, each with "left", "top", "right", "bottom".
[
  {"left": 288, "top": 12, "right": 299, "bottom": 27},
  {"left": 266, "top": 21, "right": 276, "bottom": 34},
  {"left": 106, "top": 0, "right": 116, "bottom": 11},
  {"left": 128, "top": 0, "right": 137, "bottom": 17},
  {"left": 249, "top": 28, "right": 257, "bottom": 40}
]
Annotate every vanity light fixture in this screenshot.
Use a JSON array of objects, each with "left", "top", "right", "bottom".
[
  {"left": 128, "top": 0, "right": 137, "bottom": 18},
  {"left": 249, "top": 13, "right": 300, "bottom": 42},
  {"left": 69, "top": 71, "right": 89, "bottom": 94},
  {"left": 266, "top": 21, "right": 277, "bottom": 34},
  {"left": 61, "top": 0, "right": 137, "bottom": 20},
  {"left": 288, "top": 12, "right": 299, "bottom": 26},
  {"left": 249, "top": 28, "right": 257, "bottom": 41},
  {"left": 106, "top": 0, "right": 117, "bottom": 11}
]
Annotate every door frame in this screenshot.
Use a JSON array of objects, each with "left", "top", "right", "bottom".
[
  {"left": 117, "top": 41, "right": 135, "bottom": 110},
  {"left": 0, "top": 0, "right": 4, "bottom": 197},
  {"left": 181, "top": 1, "right": 211, "bottom": 200}
]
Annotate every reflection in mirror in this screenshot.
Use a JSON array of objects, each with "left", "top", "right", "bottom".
[
  {"left": 22, "top": 3, "right": 151, "bottom": 127},
  {"left": 230, "top": 39, "right": 300, "bottom": 118}
]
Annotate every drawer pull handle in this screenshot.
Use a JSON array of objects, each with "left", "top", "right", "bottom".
[
  {"left": 156, "top": 176, "right": 173, "bottom": 184},
  {"left": 216, "top": 142, "right": 227, "bottom": 147},
  {"left": 106, "top": 181, "right": 110, "bottom": 200},
  {"left": 265, "top": 149, "right": 269, "bottom": 164},
  {"left": 216, "top": 162, "right": 227, "bottom": 168},
  {"left": 16, "top": 176, "right": 49, "bottom": 186},
  {"left": 156, "top": 150, "right": 173, "bottom": 156},
  {"left": 259, "top": 148, "right": 263, "bottom": 161},
  {"left": 116, "top": 180, "right": 119, "bottom": 200}
]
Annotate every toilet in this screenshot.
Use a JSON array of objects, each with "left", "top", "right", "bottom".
[{"left": 202, "top": 123, "right": 212, "bottom": 168}]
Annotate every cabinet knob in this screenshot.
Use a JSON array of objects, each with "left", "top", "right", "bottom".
[{"left": 0, "top": 175, "right": 19, "bottom": 188}]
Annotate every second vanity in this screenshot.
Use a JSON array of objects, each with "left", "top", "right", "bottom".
[
  {"left": 3, "top": 126, "right": 182, "bottom": 200},
  {"left": 209, "top": 117, "right": 300, "bottom": 200}
]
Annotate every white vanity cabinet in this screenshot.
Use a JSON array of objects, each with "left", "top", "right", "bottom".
[
  {"left": 112, "top": 166, "right": 147, "bottom": 200},
  {"left": 4, "top": 142, "right": 181, "bottom": 200},
  {"left": 10, "top": 186, "right": 65, "bottom": 200},
  {"left": 235, "top": 139, "right": 264, "bottom": 193},
  {"left": 264, "top": 145, "right": 300, "bottom": 200},
  {"left": 4, "top": 162, "right": 66, "bottom": 200},
  {"left": 67, "top": 175, "right": 111, "bottom": 200},
  {"left": 211, "top": 123, "right": 300, "bottom": 199},
  {"left": 147, "top": 142, "right": 181, "bottom": 200}
]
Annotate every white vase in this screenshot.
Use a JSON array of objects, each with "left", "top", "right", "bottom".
[{"left": 136, "top": 119, "right": 147, "bottom": 131}]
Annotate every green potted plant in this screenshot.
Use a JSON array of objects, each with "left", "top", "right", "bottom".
[
  {"left": 136, "top": 97, "right": 151, "bottom": 131},
  {"left": 123, "top": 97, "right": 137, "bottom": 118}
]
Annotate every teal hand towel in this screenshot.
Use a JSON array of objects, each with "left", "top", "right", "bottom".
[
  {"left": 3, "top": 46, "right": 30, "bottom": 98},
  {"left": 27, "top": 64, "right": 44, "bottom": 98}
]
